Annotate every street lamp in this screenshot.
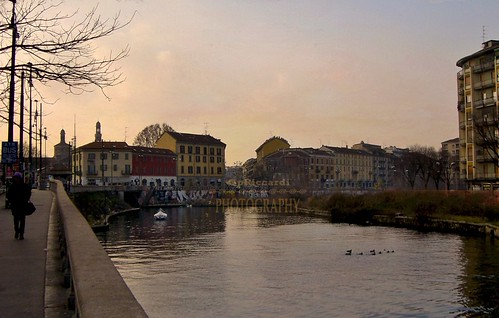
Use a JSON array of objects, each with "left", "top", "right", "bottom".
[
  {"left": 138, "top": 154, "right": 144, "bottom": 186},
  {"left": 110, "top": 151, "right": 114, "bottom": 186}
]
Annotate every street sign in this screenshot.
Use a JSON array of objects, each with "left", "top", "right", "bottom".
[{"left": 1, "top": 141, "right": 18, "bottom": 164}]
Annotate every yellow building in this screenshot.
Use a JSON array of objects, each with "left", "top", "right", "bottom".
[
  {"left": 156, "top": 131, "right": 226, "bottom": 188},
  {"left": 456, "top": 40, "right": 499, "bottom": 189},
  {"left": 255, "top": 136, "right": 290, "bottom": 162},
  {"left": 321, "top": 146, "right": 374, "bottom": 189},
  {"left": 73, "top": 141, "right": 133, "bottom": 186}
]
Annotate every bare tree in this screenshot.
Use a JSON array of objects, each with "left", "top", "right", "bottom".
[
  {"left": 439, "top": 149, "right": 459, "bottom": 190},
  {"left": 133, "top": 123, "right": 175, "bottom": 148},
  {"left": 397, "top": 151, "right": 421, "bottom": 189},
  {"left": 410, "top": 145, "right": 438, "bottom": 189},
  {"left": 0, "top": 0, "right": 133, "bottom": 105},
  {"left": 473, "top": 114, "right": 499, "bottom": 167}
]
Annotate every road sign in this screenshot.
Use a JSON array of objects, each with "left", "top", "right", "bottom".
[{"left": 2, "top": 141, "right": 18, "bottom": 164}]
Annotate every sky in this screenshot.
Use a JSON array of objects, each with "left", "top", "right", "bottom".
[{"left": 2, "top": 0, "right": 499, "bottom": 165}]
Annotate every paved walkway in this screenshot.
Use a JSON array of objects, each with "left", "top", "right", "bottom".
[{"left": 0, "top": 189, "right": 72, "bottom": 318}]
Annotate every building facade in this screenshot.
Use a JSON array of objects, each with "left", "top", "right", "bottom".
[
  {"left": 255, "top": 136, "right": 291, "bottom": 162},
  {"left": 155, "top": 131, "right": 226, "bottom": 189},
  {"left": 72, "top": 123, "right": 176, "bottom": 186},
  {"left": 456, "top": 40, "right": 499, "bottom": 189},
  {"left": 351, "top": 141, "right": 396, "bottom": 189},
  {"left": 73, "top": 141, "right": 177, "bottom": 186},
  {"left": 321, "top": 146, "right": 375, "bottom": 190},
  {"left": 441, "top": 137, "right": 460, "bottom": 158}
]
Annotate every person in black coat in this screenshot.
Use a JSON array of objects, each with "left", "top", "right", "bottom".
[{"left": 7, "top": 172, "right": 32, "bottom": 240}]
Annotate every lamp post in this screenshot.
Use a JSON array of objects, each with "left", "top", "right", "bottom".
[
  {"left": 28, "top": 62, "right": 33, "bottom": 184},
  {"left": 33, "top": 100, "right": 38, "bottom": 177},
  {"left": 43, "top": 127, "right": 47, "bottom": 179},
  {"left": 39, "top": 103, "right": 42, "bottom": 183},
  {"left": 138, "top": 154, "right": 143, "bottom": 186},
  {"left": 110, "top": 151, "right": 114, "bottom": 186},
  {"left": 19, "top": 71, "right": 24, "bottom": 171}
]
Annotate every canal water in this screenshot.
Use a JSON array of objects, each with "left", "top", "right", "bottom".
[{"left": 98, "top": 207, "right": 499, "bottom": 318}]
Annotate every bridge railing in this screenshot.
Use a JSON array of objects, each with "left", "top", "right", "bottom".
[{"left": 51, "top": 180, "right": 148, "bottom": 317}]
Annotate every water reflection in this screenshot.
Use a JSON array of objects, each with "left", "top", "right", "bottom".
[
  {"left": 457, "top": 237, "right": 499, "bottom": 316},
  {"left": 99, "top": 207, "right": 499, "bottom": 317}
]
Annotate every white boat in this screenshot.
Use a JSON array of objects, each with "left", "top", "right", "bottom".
[{"left": 154, "top": 209, "right": 168, "bottom": 220}]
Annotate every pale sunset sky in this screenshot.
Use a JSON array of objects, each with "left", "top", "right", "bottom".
[{"left": 3, "top": 0, "right": 499, "bottom": 165}]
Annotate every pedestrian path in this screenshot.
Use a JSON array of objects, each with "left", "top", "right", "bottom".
[{"left": 0, "top": 189, "right": 72, "bottom": 318}]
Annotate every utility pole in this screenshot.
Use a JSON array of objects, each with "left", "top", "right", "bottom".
[{"left": 7, "top": 0, "right": 17, "bottom": 143}]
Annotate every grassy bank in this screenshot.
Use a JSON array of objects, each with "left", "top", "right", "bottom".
[{"left": 305, "top": 191, "right": 499, "bottom": 225}]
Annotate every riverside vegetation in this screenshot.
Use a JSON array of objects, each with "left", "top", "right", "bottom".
[
  {"left": 69, "top": 189, "right": 499, "bottom": 232},
  {"left": 305, "top": 190, "right": 499, "bottom": 226},
  {"left": 71, "top": 192, "right": 131, "bottom": 225}
]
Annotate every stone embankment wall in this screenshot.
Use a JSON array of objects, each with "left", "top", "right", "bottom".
[
  {"left": 297, "top": 208, "right": 499, "bottom": 239},
  {"left": 371, "top": 215, "right": 499, "bottom": 239}
]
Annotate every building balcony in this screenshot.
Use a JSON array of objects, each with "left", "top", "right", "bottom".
[
  {"left": 483, "top": 97, "right": 496, "bottom": 107},
  {"left": 473, "top": 61, "right": 495, "bottom": 73},
  {"left": 473, "top": 79, "right": 495, "bottom": 90},
  {"left": 473, "top": 100, "right": 484, "bottom": 108}
]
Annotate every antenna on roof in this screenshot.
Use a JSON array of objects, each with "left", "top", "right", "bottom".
[
  {"left": 482, "top": 25, "right": 486, "bottom": 43},
  {"left": 124, "top": 126, "right": 127, "bottom": 142},
  {"left": 204, "top": 122, "right": 208, "bottom": 135}
]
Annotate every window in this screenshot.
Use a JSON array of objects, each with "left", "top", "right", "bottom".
[
  {"left": 179, "top": 145, "right": 185, "bottom": 153},
  {"left": 196, "top": 167, "right": 201, "bottom": 174},
  {"left": 188, "top": 146, "right": 193, "bottom": 154},
  {"left": 88, "top": 153, "right": 96, "bottom": 160},
  {"left": 195, "top": 146, "right": 200, "bottom": 154},
  {"left": 112, "top": 153, "right": 119, "bottom": 160},
  {"left": 188, "top": 166, "right": 193, "bottom": 174},
  {"left": 125, "top": 153, "right": 129, "bottom": 160}
]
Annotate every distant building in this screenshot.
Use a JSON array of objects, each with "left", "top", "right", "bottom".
[
  {"left": 73, "top": 141, "right": 132, "bottom": 186},
  {"left": 441, "top": 138, "right": 460, "bottom": 158},
  {"left": 456, "top": 40, "right": 499, "bottom": 189},
  {"left": 48, "top": 129, "right": 72, "bottom": 183},
  {"left": 73, "top": 123, "right": 176, "bottom": 186},
  {"left": 321, "top": 145, "right": 375, "bottom": 190},
  {"left": 352, "top": 141, "right": 396, "bottom": 188},
  {"left": 255, "top": 136, "right": 290, "bottom": 162},
  {"left": 155, "top": 131, "right": 226, "bottom": 189}
]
